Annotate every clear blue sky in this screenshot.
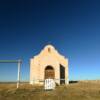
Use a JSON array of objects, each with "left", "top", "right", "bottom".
[{"left": 0, "top": 0, "right": 100, "bottom": 81}]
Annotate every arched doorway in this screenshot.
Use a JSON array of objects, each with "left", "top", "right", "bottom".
[{"left": 45, "top": 65, "right": 55, "bottom": 79}]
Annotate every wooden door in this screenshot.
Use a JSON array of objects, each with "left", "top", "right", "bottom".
[{"left": 45, "top": 66, "right": 55, "bottom": 79}]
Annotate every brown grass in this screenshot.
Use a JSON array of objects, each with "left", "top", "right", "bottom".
[{"left": 0, "top": 81, "right": 100, "bottom": 100}]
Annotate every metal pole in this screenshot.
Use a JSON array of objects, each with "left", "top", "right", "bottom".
[
  {"left": 0, "top": 60, "right": 22, "bottom": 88},
  {"left": 17, "top": 60, "right": 21, "bottom": 88},
  {"left": 0, "top": 60, "right": 20, "bottom": 63}
]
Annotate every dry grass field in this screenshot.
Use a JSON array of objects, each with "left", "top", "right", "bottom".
[{"left": 0, "top": 81, "right": 100, "bottom": 100}]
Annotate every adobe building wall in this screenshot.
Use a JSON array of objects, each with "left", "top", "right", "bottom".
[{"left": 30, "top": 45, "right": 69, "bottom": 85}]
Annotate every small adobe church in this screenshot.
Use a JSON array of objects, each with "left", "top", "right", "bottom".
[{"left": 30, "top": 44, "right": 69, "bottom": 85}]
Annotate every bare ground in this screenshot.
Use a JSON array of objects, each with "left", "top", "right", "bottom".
[{"left": 0, "top": 81, "right": 100, "bottom": 100}]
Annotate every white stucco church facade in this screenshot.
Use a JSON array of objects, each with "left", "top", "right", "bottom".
[{"left": 30, "top": 45, "right": 69, "bottom": 85}]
